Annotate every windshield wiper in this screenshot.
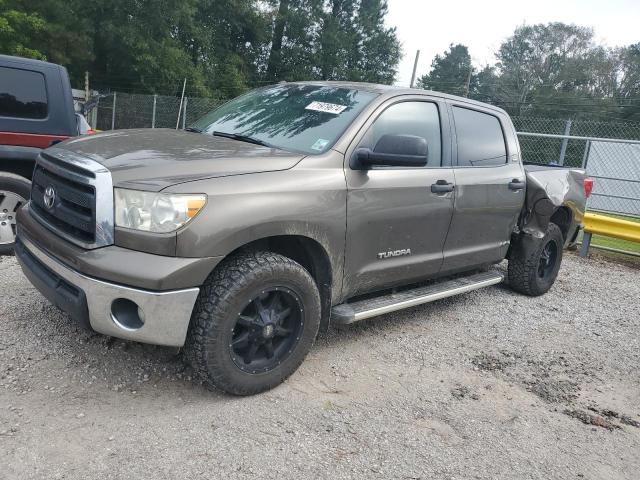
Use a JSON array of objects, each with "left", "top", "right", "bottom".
[
  {"left": 212, "top": 131, "right": 273, "bottom": 148},
  {"left": 184, "top": 126, "right": 203, "bottom": 133}
]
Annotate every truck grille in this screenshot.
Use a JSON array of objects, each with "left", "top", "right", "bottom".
[
  {"left": 29, "top": 148, "right": 114, "bottom": 249},
  {"left": 31, "top": 158, "right": 96, "bottom": 243}
]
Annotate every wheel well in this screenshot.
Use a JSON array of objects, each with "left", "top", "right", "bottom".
[
  {"left": 229, "top": 235, "right": 333, "bottom": 332},
  {"left": 0, "top": 159, "right": 34, "bottom": 181},
  {"left": 550, "top": 207, "right": 572, "bottom": 241}
]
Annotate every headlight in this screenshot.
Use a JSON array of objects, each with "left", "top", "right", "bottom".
[{"left": 114, "top": 188, "right": 206, "bottom": 233}]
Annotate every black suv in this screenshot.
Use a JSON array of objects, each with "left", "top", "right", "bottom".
[{"left": 0, "top": 54, "right": 78, "bottom": 254}]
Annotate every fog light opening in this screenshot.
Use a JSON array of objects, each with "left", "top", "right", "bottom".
[{"left": 111, "top": 298, "right": 145, "bottom": 331}]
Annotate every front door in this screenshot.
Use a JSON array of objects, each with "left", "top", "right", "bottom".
[{"left": 343, "top": 98, "right": 455, "bottom": 298}]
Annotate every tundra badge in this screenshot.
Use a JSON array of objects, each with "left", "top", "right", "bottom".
[{"left": 377, "top": 249, "right": 411, "bottom": 260}]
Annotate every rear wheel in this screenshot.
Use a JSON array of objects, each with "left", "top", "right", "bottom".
[
  {"left": 185, "top": 251, "right": 321, "bottom": 395},
  {"left": 508, "top": 222, "right": 563, "bottom": 296},
  {"left": 0, "top": 173, "right": 30, "bottom": 256}
]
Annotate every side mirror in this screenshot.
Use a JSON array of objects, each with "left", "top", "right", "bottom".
[{"left": 352, "top": 134, "right": 428, "bottom": 169}]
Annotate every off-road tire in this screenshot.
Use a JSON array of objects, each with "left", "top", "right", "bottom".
[
  {"left": 508, "top": 222, "right": 564, "bottom": 296},
  {"left": 0, "top": 173, "right": 31, "bottom": 256},
  {"left": 185, "top": 251, "right": 321, "bottom": 395}
]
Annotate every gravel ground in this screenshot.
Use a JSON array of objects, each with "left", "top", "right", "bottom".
[{"left": 1, "top": 252, "right": 639, "bottom": 480}]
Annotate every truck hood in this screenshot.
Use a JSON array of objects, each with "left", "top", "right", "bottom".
[{"left": 54, "top": 128, "right": 305, "bottom": 191}]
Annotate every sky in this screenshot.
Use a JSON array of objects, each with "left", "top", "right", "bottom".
[{"left": 386, "top": 0, "right": 640, "bottom": 86}]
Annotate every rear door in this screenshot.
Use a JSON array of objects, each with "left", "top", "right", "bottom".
[
  {"left": 440, "top": 103, "right": 525, "bottom": 273},
  {"left": 343, "top": 96, "right": 455, "bottom": 298},
  {"left": 0, "top": 58, "right": 77, "bottom": 147}
]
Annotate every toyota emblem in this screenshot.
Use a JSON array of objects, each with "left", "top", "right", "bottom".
[{"left": 43, "top": 185, "right": 56, "bottom": 209}]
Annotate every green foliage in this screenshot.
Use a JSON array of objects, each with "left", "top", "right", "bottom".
[
  {"left": 417, "top": 23, "right": 640, "bottom": 122},
  {"left": 0, "top": 0, "right": 46, "bottom": 59},
  {"left": 416, "top": 44, "right": 473, "bottom": 96},
  {"left": 263, "top": 0, "right": 400, "bottom": 84},
  {"left": 0, "top": 0, "right": 400, "bottom": 96}
]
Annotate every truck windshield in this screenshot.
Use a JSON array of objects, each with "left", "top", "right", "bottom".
[{"left": 190, "top": 84, "right": 377, "bottom": 154}]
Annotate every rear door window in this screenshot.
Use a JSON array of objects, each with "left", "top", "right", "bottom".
[
  {"left": 0, "top": 67, "right": 48, "bottom": 119},
  {"left": 453, "top": 106, "right": 507, "bottom": 167}
]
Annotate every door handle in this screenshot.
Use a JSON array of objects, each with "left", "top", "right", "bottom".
[
  {"left": 431, "top": 180, "right": 454, "bottom": 193},
  {"left": 508, "top": 179, "right": 526, "bottom": 191}
]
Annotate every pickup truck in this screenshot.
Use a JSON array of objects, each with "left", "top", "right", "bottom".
[
  {"left": 1, "top": 54, "right": 80, "bottom": 254},
  {"left": 14, "top": 82, "right": 591, "bottom": 395}
]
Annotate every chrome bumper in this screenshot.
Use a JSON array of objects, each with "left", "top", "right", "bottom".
[{"left": 16, "top": 233, "right": 199, "bottom": 347}]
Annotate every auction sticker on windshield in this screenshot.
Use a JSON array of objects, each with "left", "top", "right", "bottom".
[{"left": 305, "top": 101, "right": 347, "bottom": 114}]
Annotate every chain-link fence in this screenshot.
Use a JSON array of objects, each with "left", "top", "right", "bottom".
[
  {"left": 94, "top": 92, "right": 224, "bottom": 131},
  {"left": 515, "top": 117, "right": 640, "bottom": 255}
]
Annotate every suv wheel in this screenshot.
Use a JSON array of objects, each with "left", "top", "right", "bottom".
[
  {"left": 185, "top": 251, "right": 321, "bottom": 395},
  {"left": 508, "top": 222, "right": 564, "bottom": 296},
  {"left": 0, "top": 173, "right": 30, "bottom": 256}
]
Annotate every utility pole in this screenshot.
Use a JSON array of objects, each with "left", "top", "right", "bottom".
[{"left": 409, "top": 50, "right": 420, "bottom": 88}]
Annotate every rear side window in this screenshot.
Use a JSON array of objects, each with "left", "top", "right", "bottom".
[
  {"left": 359, "top": 101, "right": 442, "bottom": 166},
  {"left": 0, "top": 67, "right": 48, "bottom": 119},
  {"left": 453, "top": 106, "right": 506, "bottom": 167}
]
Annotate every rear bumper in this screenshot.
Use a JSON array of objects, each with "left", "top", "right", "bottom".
[{"left": 15, "top": 232, "right": 199, "bottom": 347}]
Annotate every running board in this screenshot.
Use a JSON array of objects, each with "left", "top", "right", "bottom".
[{"left": 331, "top": 271, "right": 503, "bottom": 325}]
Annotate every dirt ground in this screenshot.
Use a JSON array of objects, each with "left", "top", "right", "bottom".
[{"left": 1, "top": 252, "right": 639, "bottom": 479}]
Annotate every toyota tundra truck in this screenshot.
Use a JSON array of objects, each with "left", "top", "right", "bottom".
[{"left": 14, "top": 82, "right": 591, "bottom": 395}]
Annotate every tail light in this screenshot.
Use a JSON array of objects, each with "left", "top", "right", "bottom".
[{"left": 584, "top": 177, "right": 594, "bottom": 198}]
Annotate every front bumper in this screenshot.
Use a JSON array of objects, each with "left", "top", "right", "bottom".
[{"left": 15, "top": 232, "right": 200, "bottom": 347}]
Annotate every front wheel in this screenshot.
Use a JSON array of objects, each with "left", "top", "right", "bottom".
[
  {"left": 0, "top": 173, "right": 31, "bottom": 256},
  {"left": 185, "top": 251, "right": 321, "bottom": 395},
  {"left": 508, "top": 222, "right": 564, "bottom": 296}
]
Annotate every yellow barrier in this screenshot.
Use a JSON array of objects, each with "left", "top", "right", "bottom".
[{"left": 580, "top": 212, "right": 640, "bottom": 256}]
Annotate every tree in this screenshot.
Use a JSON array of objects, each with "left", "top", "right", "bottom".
[
  {"left": 0, "top": 0, "right": 46, "bottom": 59},
  {"left": 350, "top": 0, "right": 401, "bottom": 84},
  {"left": 491, "top": 22, "right": 618, "bottom": 118},
  {"left": 264, "top": 0, "right": 400, "bottom": 84},
  {"left": 1, "top": 0, "right": 399, "bottom": 93},
  {"left": 416, "top": 44, "right": 474, "bottom": 96},
  {"left": 265, "top": 0, "right": 318, "bottom": 82},
  {"left": 617, "top": 44, "right": 640, "bottom": 122},
  {"left": 184, "top": 0, "right": 269, "bottom": 97}
]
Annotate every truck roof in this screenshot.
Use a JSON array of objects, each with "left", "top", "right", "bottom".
[
  {"left": 0, "top": 54, "right": 67, "bottom": 72},
  {"left": 287, "top": 80, "right": 509, "bottom": 115}
]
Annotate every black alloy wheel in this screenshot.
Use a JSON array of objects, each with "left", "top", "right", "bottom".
[
  {"left": 229, "top": 287, "right": 304, "bottom": 374},
  {"left": 185, "top": 251, "right": 321, "bottom": 395},
  {"left": 537, "top": 239, "right": 559, "bottom": 280},
  {"left": 507, "top": 222, "right": 564, "bottom": 296}
]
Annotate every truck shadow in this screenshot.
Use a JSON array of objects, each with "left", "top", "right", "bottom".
[{"left": 15, "top": 281, "right": 512, "bottom": 401}]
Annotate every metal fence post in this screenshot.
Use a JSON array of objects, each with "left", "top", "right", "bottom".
[
  {"left": 581, "top": 140, "right": 591, "bottom": 168},
  {"left": 579, "top": 232, "right": 592, "bottom": 257},
  {"left": 182, "top": 97, "right": 188, "bottom": 130},
  {"left": 558, "top": 119, "right": 572, "bottom": 165},
  {"left": 91, "top": 97, "right": 99, "bottom": 128},
  {"left": 111, "top": 92, "right": 117, "bottom": 130},
  {"left": 152, "top": 94, "right": 157, "bottom": 128}
]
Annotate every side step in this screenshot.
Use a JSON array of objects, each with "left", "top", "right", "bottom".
[{"left": 331, "top": 271, "right": 503, "bottom": 325}]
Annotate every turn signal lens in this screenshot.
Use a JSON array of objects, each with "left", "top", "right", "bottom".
[
  {"left": 187, "top": 198, "right": 206, "bottom": 218},
  {"left": 584, "top": 178, "right": 594, "bottom": 198}
]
